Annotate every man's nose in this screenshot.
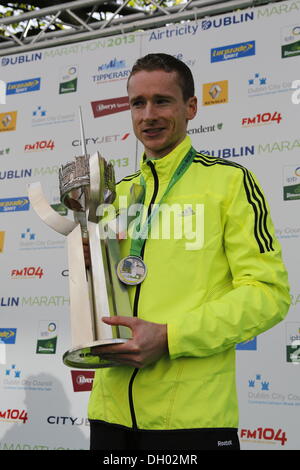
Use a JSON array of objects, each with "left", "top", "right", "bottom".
[{"left": 143, "top": 102, "right": 157, "bottom": 121}]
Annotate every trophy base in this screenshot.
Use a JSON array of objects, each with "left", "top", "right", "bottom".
[{"left": 63, "top": 339, "right": 127, "bottom": 369}]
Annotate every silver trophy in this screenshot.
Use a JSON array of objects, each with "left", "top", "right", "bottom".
[{"left": 28, "top": 108, "right": 136, "bottom": 368}]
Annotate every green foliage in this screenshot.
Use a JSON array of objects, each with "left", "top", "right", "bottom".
[
  {"left": 0, "top": 1, "right": 186, "bottom": 37},
  {"left": 129, "top": 0, "right": 184, "bottom": 8}
]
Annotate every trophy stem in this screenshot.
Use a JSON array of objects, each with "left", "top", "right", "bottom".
[{"left": 86, "top": 266, "right": 97, "bottom": 340}]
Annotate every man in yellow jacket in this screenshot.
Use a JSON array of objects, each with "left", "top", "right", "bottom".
[{"left": 88, "top": 53, "right": 290, "bottom": 450}]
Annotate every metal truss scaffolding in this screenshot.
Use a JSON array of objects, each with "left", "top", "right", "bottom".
[{"left": 0, "top": 0, "right": 283, "bottom": 56}]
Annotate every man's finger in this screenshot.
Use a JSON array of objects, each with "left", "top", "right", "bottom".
[{"left": 102, "top": 315, "right": 138, "bottom": 329}]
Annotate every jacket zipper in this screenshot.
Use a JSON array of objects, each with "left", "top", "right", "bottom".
[{"left": 128, "top": 160, "right": 159, "bottom": 430}]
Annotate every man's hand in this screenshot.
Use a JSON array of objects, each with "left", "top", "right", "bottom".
[{"left": 91, "top": 316, "right": 168, "bottom": 368}]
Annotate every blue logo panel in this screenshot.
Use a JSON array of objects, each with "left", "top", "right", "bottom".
[
  {"left": 211, "top": 41, "right": 255, "bottom": 62},
  {"left": 0, "top": 197, "right": 30, "bottom": 212},
  {"left": 0, "top": 328, "right": 17, "bottom": 344},
  {"left": 236, "top": 337, "right": 257, "bottom": 350},
  {"left": 6, "top": 77, "right": 41, "bottom": 95}
]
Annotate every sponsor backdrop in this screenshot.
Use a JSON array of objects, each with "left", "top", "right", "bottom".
[{"left": 0, "top": 0, "right": 299, "bottom": 450}]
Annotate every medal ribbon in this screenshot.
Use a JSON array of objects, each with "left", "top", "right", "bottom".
[{"left": 129, "top": 146, "right": 197, "bottom": 257}]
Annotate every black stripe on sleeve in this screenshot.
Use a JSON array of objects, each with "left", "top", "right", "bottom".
[{"left": 116, "top": 170, "right": 141, "bottom": 185}]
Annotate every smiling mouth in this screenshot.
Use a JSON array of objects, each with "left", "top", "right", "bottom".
[{"left": 143, "top": 128, "right": 165, "bottom": 136}]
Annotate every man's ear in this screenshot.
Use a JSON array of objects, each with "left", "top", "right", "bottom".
[{"left": 186, "top": 96, "right": 198, "bottom": 121}]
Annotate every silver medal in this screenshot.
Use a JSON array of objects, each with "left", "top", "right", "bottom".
[{"left": 117, "top": 256, "right": 147, "bottom": 286}]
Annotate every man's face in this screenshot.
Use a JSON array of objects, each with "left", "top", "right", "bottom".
[{"left": 127, "top": 69, "right": 197, "bottom": 159}]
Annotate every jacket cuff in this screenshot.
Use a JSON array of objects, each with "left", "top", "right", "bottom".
[{"left": 167, "top": 321, "right": 181, "bottom": 360}]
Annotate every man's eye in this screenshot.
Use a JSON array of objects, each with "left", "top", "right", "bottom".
[
  {"left": 132, "top": 100, "right": 143, "bottom": 107},
  {"left": 156, "top": 98, "right": 169, "bottom": 105}
]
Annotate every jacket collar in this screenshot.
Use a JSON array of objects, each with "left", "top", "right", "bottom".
[{"left": 140, "top": 136, "right": 193, "bottom": 183}]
